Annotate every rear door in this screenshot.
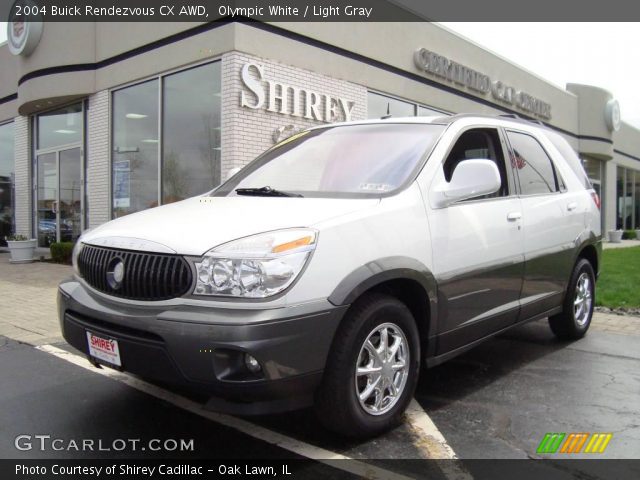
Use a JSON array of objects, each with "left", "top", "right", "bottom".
[
  {"left": 426, "top": 126, "right": 525, "bottom": 354},
  {"left": 504, "top": 129, "right": 576, "bottom": 320}
]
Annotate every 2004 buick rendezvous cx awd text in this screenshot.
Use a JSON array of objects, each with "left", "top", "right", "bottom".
[{"left": 59, "top": 114, "right": 601, "bottom": 437}]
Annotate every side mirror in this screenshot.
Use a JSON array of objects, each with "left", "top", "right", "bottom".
[
  {"left": 225, "top": 167, "right": 242, "bottom": 181},
  {"left": 432, "top": 159, "right": 501, "bottom": 208}
]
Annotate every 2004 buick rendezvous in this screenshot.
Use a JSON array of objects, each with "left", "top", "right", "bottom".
[{"left": 59, "top": 114, "right": 601, "bottom": 437}]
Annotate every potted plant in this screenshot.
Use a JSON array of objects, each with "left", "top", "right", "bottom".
[
  {"left": 5, "top": 234, "right": 37, "bottom": 263},
  {"left": 607, "top": 229, "right": 623, "bottom": 243}
]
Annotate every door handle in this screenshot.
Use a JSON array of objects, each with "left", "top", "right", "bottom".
[
  {"left": 567, "top": 202, "right": 578, "bottom": 211},
  {"left": 507, "top": 212, "right": 522, "bottom": 221}
]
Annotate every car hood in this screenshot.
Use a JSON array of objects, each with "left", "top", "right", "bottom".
[{"left": 81, "top": 196, "right": 379, "bottom": 255}]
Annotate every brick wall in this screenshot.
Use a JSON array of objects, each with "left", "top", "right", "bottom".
[
  {"left": 220, "top": 52, "right": 367, "bottom": 180},
  {"left": 13, "top": 116, "right": 30, "bottom": 237},
  {"left": 86, "top": 90, "right": 110, "bottom": 228}
]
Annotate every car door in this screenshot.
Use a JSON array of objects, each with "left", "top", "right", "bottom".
[
  {"left": 504, "top": 129, "right": 575, "bottom": 320},
  {"left": 427, "top": 126, "right": 525, "bottom": 354}
]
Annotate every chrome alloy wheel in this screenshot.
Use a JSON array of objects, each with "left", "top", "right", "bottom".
[
  {"left": 354, "top": 322, "right": 409, "bottom": 416},
  {"left": 574, "top": 272, "right": 593, "bottom": 326}
]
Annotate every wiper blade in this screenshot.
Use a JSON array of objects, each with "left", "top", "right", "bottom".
[{"left": 235, "top": 186, "right": 303, "bottom": 197}]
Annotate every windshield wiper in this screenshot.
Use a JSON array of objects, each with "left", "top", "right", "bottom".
[{"left": 235, "top": 186, "right": 303, "bottom": 197}]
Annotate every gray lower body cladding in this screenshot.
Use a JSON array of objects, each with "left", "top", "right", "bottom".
[{"left": 57, "top": 279, "right": 347, "bottom": 414}]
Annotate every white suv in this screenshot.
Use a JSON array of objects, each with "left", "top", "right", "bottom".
[{"left": 59, "top": 114, "right": 601, "bottom": 437}]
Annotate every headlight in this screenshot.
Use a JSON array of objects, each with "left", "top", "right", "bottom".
[
  {"left": 194, "top": 229, "right": 317, "bottom": 298},
  {"left": 72, "top": 241, "right": 84, "bottom": 276}
]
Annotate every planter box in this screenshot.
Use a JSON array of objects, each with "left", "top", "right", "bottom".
[
  {"left": 636, "top": 230, "right": 640, "bottom": 240},
  {"left": 607, "top": 230, "right": 623, "bottom": 243},
  {"left": 7, "top": 239, "right": 37, "bottom": 263}
]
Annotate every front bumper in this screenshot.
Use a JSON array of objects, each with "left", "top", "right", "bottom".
[{"left": 58, "top": 278, "right": 347, "bottom": 414}]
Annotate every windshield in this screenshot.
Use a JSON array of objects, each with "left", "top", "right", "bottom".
[{"left": 212, "top": 123, "right": 445, "bottom": 198}]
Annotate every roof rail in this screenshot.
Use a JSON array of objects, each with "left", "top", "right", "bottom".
[{"left": 443, "top": 112, "right": 550, "bottom": 130}]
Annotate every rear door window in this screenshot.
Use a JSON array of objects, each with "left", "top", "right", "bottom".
[{"left": 506, "top": 131, "right": 559, "bottom": 195}]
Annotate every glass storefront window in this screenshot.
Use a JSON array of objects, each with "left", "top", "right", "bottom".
[
  {"left": 36, "top": 152, "right": 57, "bottom": 247},
  {"left": 112, "top": 79, "right": 159, "bottom": 218},
  {"left": 635, "top": 171, "right": 640, "bottom": 230},
  {"left": 582, "top": 157, "right": 602, "bottom": 202},
  {"left": 418, "top": 105, "right": 445, "bottom": 117},
  {"left": 616, "top": 166, "right": 639, "bottom": 230},
  {"left": 617, "top": 167, "right": 625, "bottom": 229},
  {"left": 111, "top": 61, "right": 221, "bottom": 217},
  {"left": 0, "top": 122, "right": 15, "bottom": 243},
  {"left": 368, "top": 92, "right": 415, "bottom": 118},
  {"left": 162, "top": 62, "right": 221, "bottom": 203},
  {"left": 367, "top": 92, "right": 449, "bottom": 120},
  {"left": 37, "top": 104, "right": 83, "bottom": 149},
  {"left": 35, "top": 102, "right": 84, "bottom": 247},
  {"left": 583, "top": 158, "right": 601, "bottom": 183}
]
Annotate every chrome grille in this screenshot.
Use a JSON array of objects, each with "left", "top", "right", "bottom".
[{"left": 78, "top": 245, "right": 192, "bottom": 301}]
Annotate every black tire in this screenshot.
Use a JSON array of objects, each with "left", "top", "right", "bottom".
[
  {"left": 315, "top": 293, "right": 420, "bottom": 438},
  {"left": 548, "top": 258, "right": 595, "bottom": 340}
]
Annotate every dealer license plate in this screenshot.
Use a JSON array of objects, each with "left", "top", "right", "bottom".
[{"left": 86, "top": 331, "right": 121, "bottom": 367}]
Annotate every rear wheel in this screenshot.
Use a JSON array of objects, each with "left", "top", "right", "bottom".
[
  {"left": 548, "top": 258, "right": 595, "bottom": 340},
  {"left": 315, "top": 293, "right": 420, "bottom": 437}
]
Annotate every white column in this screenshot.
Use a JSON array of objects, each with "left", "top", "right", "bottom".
[
  {"left": 86, "top": 90, "right": 111, "bottom": 228},
  {"left": 13, "top": 116, "right": 30, "bottom": 238}
]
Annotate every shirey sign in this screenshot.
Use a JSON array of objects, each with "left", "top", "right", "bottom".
[{"left": 239, "top": 62, "right": 356, "bottom": 123}]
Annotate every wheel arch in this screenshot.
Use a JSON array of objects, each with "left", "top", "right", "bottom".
[
  {"left": 328, "top": 257, "right": 438, "bottom": 347},
  {"left": 577, "top": 243, "right": 600, "bottom": 279}
]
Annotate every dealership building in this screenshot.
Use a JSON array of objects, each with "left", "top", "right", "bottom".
[{"left": 1, "top": 21, "right": 639, "bottom": 246}]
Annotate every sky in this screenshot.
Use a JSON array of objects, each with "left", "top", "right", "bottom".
[
  {"left": 1, "top": 22, "right": 639, "bottom": 128},
  {"left": 440, "top": 23, "right": 640, "bottom": 129}
]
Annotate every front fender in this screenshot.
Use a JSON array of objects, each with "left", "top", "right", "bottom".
[{"left": 327, "top": 256, "right": 438, "bottom": 339}]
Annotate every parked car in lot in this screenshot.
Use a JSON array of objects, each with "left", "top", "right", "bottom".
[
  {"left": 37, "top": 218, "right": 75, "bottom": 246},
  {"left": 59, "top": 114, "right": 601, "bottom": 437}
]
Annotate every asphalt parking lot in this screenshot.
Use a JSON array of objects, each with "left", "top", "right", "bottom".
[{"left": 1, "top": 253, "right": 639, "bottom": 478}]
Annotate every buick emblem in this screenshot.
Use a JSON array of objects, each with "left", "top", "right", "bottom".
[{"left": 106, "top": 257, "right": 125, "bottom": 290}]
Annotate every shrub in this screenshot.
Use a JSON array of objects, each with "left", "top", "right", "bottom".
[
  {"left": 622, "top": 230, "right": 637, "bottom": 240},
  {"left": 50, "top": 242, "right": 75, "bottom": 264},
  {"left": 6, "top": 234, "right": 29, "bottom": 241}
]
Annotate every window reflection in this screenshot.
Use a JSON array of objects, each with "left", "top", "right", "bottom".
[
  {"left": 111, "top": 62, "right": 222, "bottom": 217},
  {"left": 616, "top": 166, "right": 639, "bottom": 230},
  {"left": 162, "top": 62, "right": 221, "bottom": 204},
  {"left": 634, "top": 171, "right": 640, "bottom": 230},
  {"left": 37, "top": 104, "right": 82, "bottom": 149},
  {"left": 418, "top": 105, "right": 445, "bottom": 117},
  {"left": 112, "top": 79, "right": 159, "bottom": 218},
  {"left": 0, "top": 122, "right": 15, "bottom": 244},
  {"left": 367, "top": 92, "right": 448, "bottom": 120},
  {"left": 506, "top": 131, "right": 558, "bottom": 195},
  {"left": 367, "top": 92, "right": 415, "bottom": 118}
]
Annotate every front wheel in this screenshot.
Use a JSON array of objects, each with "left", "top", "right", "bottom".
[
  {"left": 548, "top": 258, "right": 595, "bottom": 340},
  {"left": 315, "top": 293, "right": 420, "bottom": 437}
]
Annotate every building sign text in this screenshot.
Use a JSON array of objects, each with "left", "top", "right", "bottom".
[
  {"left": 414, "top": 48, "right": 552, "bottom": 119},
  {"left": 240, "top": 63, "right": 356, "bottom": 123}
]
